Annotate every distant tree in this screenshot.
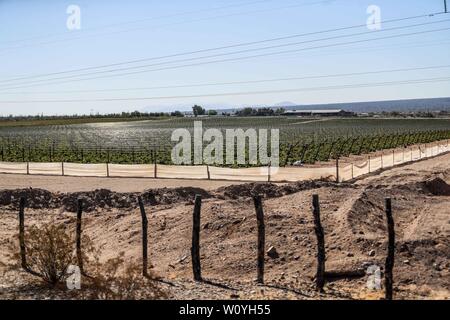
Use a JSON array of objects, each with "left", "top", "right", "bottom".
[
  {"left": 236, "top": 107, "right": 255, "bottom": 116},
  {"left": 171, "top": 110, "right": 184, "bottom": 117},
  {"left": 207, "top": 110, "right": 218, "bottom": 116},
  {"left": 275, "top": 107, "right": 285, "bottom": 114},
  {"left": 192, "top": 105, "right": 206, "bottom": 117}
]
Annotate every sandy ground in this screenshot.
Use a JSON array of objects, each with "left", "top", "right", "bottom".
[
  {"left": 0, "top": 174, "right": 246, "bottom": 193},
  {"left": 0, "top": 153, "right": 449, "bottom": 300}
]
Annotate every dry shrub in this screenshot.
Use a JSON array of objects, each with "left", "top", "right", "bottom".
[
  {"left": 79, "top": 252, "right": 167, "bottom": 300},
  {"left": 7, "top": 222, "right": 166, "bottom": 299},
  {"left": 7, "top": 223, "right": 75, "bottom": 286}
]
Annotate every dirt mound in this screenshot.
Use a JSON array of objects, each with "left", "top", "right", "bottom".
[
  {"left": 0, "top": 187, "right": 212, "bottom": 212},
  {"left": 422, "top": 178, "right": 450, "bottom": 196},
  {"left": 0, "top": 188, "right": 57, "bottom": 209},
  {"left": 217, "top": 181, "right": 354, "bottom": 199},
  {"left": 61, "top": 189, "right": 137, "bottom": 212},
  {"left": 347, "top": 190, "right": 387, "bottom": 237},
  {"left": 142, "top": 187, "right": 211, "bottom": 205}
]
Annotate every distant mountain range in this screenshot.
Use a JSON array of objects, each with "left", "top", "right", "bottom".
[{"left": 217, "top": 97, "right": 450, "bottom": 114}]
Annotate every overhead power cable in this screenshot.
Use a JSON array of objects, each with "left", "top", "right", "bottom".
[
  {"left": 0, "top": 11, "right": 445, "bottom": 84},
  {"left": 0, "top": 25, "right": 449, "bottom": 91},
  {"left": 1, "top": 76, "right": 449, "bottom": 103},
  {"left": 1, "top": 64, "right": 449, "bottom": 95},
  {"left": 0, "top": 0, "right": 336, "bottom": 53},
  {"left": 0, "top": 0, "right": 277, "bottom": 46}
]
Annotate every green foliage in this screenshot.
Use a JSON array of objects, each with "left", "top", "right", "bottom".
[
  {"left": 192, "top": 105, "right": 206, "bottom": 116},
  {"left": 0, "top": 117, "right": 449, "bottom": 166}
]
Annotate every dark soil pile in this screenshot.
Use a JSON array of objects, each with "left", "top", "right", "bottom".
[
  {"left": 141, "top": 187, "right": 212, "bottom": 205},
  {"left": 216, "top": 181, "right": 355, "bottom": 199},
  {"left": 0, "top": 187, "right": 213, "bottom": 212},
  {"left": 422, "top": 178, "right": 450, "bottom": 196}
]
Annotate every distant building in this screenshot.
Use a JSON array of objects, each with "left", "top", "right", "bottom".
[{"left": 282, "top": 109, "right": 355, "bottom": 117}]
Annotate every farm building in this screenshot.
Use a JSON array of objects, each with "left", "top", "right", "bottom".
[{"left": 282, "top": 109, "right": 355, "bottom": 117}]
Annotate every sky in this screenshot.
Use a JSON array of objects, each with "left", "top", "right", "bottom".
[{"left": 0, "top": 0, "right": 449, "bottom": 116}]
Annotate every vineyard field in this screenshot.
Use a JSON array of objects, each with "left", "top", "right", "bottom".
[{"left": 1, "top": 117, "right": 449, "bottom": 166}]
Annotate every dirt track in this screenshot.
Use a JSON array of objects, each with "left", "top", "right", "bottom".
[
  {"left": 0, "top": 153, "right": 449, "bottom": 300},
  {"left": 0, "top": 174, "right": 246, "bottom": 193}
]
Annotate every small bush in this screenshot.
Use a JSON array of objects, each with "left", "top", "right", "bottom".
[
  {"left": 7, "top": 222, "right": 166, "bottom": 299},
  {"left": 8, "top": 223, "right": 75, "bottom": 286},
  {"left": 79, "top": 252, "right": 166, "bottom": 300}
]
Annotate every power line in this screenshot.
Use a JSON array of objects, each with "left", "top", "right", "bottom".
[
  {"left": 1, "top": 76, "right": 449, "bottom": 103},
  {"left": 7, "top": 18, "right": 450, "bottom": 88},
  {"left": 0, "top": 0, "right": 277, "bottom": 46},
  {"left": 2, "top": 64, "right": 449, "bottom": 95},
  {"left": 1, "top": 25, "right": 449, "bottom": 91},
  {"left": 0, "top": 12, "right": 444, "bottom": 83},
  {"left": 0, "top": 0, "right": 335, "bottom": 53}
]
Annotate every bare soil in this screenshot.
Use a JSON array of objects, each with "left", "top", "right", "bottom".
[{"left": 0, "top": 153, "right": 449, "bottom": 300}]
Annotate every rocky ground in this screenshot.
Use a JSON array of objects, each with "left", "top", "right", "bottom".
[{"left": 0, "top": 153, "right": 449, "bottom": 300}]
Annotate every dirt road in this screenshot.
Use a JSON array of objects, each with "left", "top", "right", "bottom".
[{"left": 0, "top": 174, "right": 246, "bottom": 192}]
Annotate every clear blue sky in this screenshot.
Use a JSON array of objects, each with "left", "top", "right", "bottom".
[{"left": 0, "top": 0, "right": 449, "bottom": 115}]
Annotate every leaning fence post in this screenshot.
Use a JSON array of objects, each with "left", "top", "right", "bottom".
[
  {"left": 138, "top": 196, "right": 149, "bottom": 277},
  {"left": 253, "top": 195, "right": 265, "bottom": 284},
  {"left": 384, "top": 198, "right": 395, "bottom": 300},
  {"left": 18, "top": 196, "right": 27, "bottom": 270},
  {"left": 76, "top": 198, "right": 84, "bottom": 274},
  {"left": 312, "top": 194, "right": 325, "bottom": 292},
  {"left": 191, "top": 195, "right": 202, "bottom": 281}
]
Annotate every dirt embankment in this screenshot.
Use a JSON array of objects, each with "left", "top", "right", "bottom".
[{"left": 0, "top": 181, "right": 355, "bottom": 213}]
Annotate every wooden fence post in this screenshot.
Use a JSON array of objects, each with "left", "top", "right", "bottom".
[
  {"left": 267, "top": 162, "right": 271, "bottom": 182},
  {"left": 253, "top": 195, "right": 265, "bottom": 284},
  {"left": 191, "top": 195, "right": 202, "bottom": 281},
  {"left": 106, "top": 162, "right": 110, "bottom": 177},
  {"left": 26, "top": 161, "right": 29, "bottom": 175},
  {"left": 368, "top": 156, "right": 371, "bottom": 173},
  {"left": 335, "top": 158, "right": 339, "bottom": 182},
  {"left": 153, "top": 151, "right": 158, "bottom": 178},
  {"left": 138, "top": 196, "right": 149, "bottom": 277},
  {"left": 61, "top": 161, "right": 65, "bottom": 176},
  {"left": 384, "top": 198, "right": 395, "bottom": 300},
  {"left": 18, "top": 197, "right": 27, "bottom": 270},
  {"left": 312, "top": 194, "right": 325, "bottom": 292},
  {"left": 76, "top": 198, "right": 84, "bottom": 274},
  {"left": 206, "top": 165, "right": 211, "bottom": 180}
]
